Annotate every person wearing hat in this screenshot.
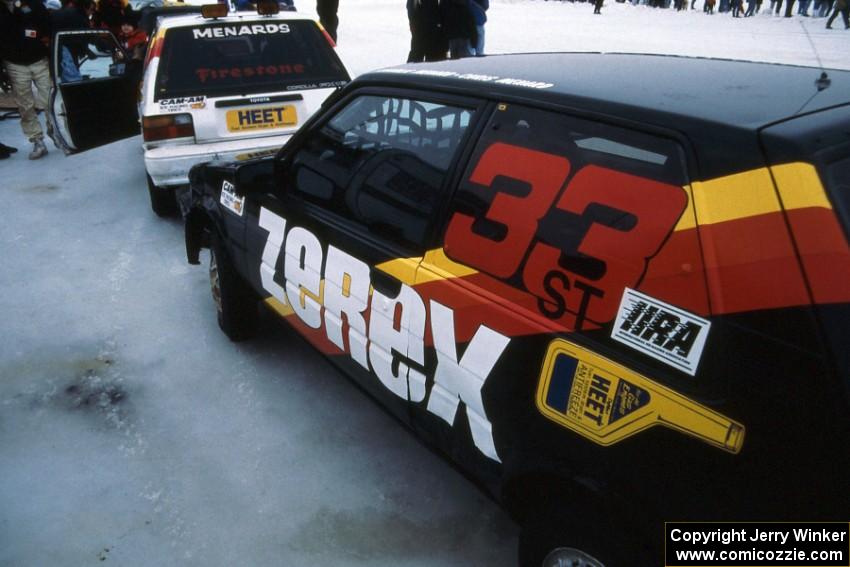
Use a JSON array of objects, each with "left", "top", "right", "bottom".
[
  {"left": 0, "top": 0, "right": 54, "bottom": 159},
  {"left": 119, "top": 9, "right": 147, "bottom": 61}
]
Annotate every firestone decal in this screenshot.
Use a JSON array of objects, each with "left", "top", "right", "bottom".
[
  {"left": 257, "top": 208, "right": 511, "bottom": 462},
  {"left": 611, "top": 288, "right": 710, "bottom": 376}
]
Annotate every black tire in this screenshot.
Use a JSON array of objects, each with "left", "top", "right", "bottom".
[
  {"left": 518, "top": 502, "right": 644, "bottom": 567},
  {"left": 209, "top": 234, "right": 257, "bottom": 341},
  {"left": 147, "top": 174, "right": 176, "bottom": 217}
]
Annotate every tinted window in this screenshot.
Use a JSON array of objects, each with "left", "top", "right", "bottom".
[
  {"left": 154, "top": 20, "right": 348, "bottom": 101},
  {"left": 284, "top": 94, "right": 474, "bottom": 249},
  {"left": 442, "top": 103, "right": 693, "bottom": 331}
]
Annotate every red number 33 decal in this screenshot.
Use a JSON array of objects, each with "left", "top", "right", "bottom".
[{"left": 444, "top": 142, "right": 687, "bottom": 327}]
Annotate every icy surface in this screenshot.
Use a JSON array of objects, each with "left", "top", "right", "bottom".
[{"left": 0, "top": 1, "right": 845, "bottom": 566}]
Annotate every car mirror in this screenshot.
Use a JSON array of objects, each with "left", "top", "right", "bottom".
[{"left": 235, "top": 160, "right": 275, "bottom": 196}]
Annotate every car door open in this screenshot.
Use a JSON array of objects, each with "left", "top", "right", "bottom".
[{"left": 49, "top": 30, "right": 141, "bottom": 154}]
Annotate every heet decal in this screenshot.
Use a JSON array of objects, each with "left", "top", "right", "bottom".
[
  {"left": 611, "top": 288, "right": 710, "bottom": 376},
  {"left": 536, "top": 339, "right": 744, "bottom": 453},
  {"left": 220, "top": 180, "right": 244, "bottom": 217}
]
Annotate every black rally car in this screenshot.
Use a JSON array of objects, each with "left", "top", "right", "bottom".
[{"left": 184, "top": 53, "right": 850, "bottom": 567}]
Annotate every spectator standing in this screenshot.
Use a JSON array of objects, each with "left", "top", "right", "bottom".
[
  {"left": 51, "top": 0, "right": 93, "bottom": 83},
  {"left": 93, "top": 0, "right": 125, "bottom": 36},
  {"left": 407, "top": 0, "right": 446, "bottom": 62},
  {"left": 0, "top": 0, "right": 54, "bottom": 159},
  {"left": 119, "top": 10, "right": 147, "bottom": 61},
  {"left": 468, "top": 0, "right": 488, "bottom": 54},
  {"left": 441, "top": 0, "right": 475, "bottom": 59},
  {"left": 825, "top": 0, "right": 848, "bottom": 26},
  {"left": 316, "top": 0, "right": 339, "bottom": 42}
]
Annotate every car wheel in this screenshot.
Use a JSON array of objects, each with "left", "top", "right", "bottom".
[
  {"left": 209, "top": 234, "right": 257, "bottom": 341},
  {"left": 147, "top": 174, "right": 176, "bottom": 217},
  {"left": 518, "top": 504, "right": 632, "bottom": 567}
]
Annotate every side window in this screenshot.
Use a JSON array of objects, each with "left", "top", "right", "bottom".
[
  {"left": 442, "top": 104, "right": 695, "bottom": 332},
  {"left": 55, "top": 31, "right": 127, "bottom": 84},
  {"left": 282, "top": 94, "right": 474, "bottom": 249}
]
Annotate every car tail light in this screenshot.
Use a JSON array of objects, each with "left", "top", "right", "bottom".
[
  {"left": 142, "top": 114, "right": 195, "bottom": 142},
  {"left": 318, "top": 23, "right": 336, "bottom": 47}
]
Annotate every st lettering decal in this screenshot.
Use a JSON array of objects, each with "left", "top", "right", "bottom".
[
  {"left": 220, "top": 180, "right": 244, "bottom": 217},
  {"left": 536, "top": 339, "right": 744, "bottom": 453},
  {"left": 257, "top": 207, "right": 511, "bottom": 462},
  {"left": 611, "top": 288, "right": 710, "bottom": 376}
]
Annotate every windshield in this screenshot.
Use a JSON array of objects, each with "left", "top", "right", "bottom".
[{"left": 153, "top": 20, "right": 349, "bottom": 101}]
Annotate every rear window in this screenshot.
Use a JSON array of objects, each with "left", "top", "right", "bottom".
[{"left": 153, "top": 20, "right": 349, "bottom": 101}]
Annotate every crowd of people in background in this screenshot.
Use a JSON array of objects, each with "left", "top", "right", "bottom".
[
  {"left": 407, "top": 0, "right": 489, "bottom": 62},
  {"left": 548, "top": 0, "right": 847, "bottom": 24},
  {"left": 1, "top": 0, "right": 150, "bottom": 159}
]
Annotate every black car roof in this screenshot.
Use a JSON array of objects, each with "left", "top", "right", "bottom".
[{"left": 362, "top": 53, "right": 850, "bottom": 131}]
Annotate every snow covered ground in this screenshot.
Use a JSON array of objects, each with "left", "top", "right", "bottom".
[{"left": 0, "top": 2, "right": 845, "bottom": 566}]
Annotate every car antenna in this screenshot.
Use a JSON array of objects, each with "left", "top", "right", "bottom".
[
  {"left": 792, "top": 21, "right": 830, "bottom": 115},
  {"left": 800, "top": 21, "right": 830, "bottom": 92}
]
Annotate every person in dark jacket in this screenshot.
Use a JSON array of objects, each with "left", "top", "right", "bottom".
[
  {"left": 316, "top": 0, "right": 338, "bottom": 42},
  {"left": 468, "top": 0, "right": 487, "bottom": 55},
  {"left": 441, "top": 0, "right": 474, "bottom": 59},
  {"left": 0, "top": 0, "right": 54, "bottom": 159},
  {"left": 407, "top": 0, "right": 446, "bottom": 62},
  {"left": 825, "top": 0, "right": 848, "bottom": 27}
]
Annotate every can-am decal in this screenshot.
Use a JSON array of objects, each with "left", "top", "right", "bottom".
[
  {"left": 611, "top": 288, "right": 710, "bottom": 376},
  {"left": 192, "top": 23, "right": 290, "bottom": 40},
  {"left": 158, "top": 96, "right": 206, "bottom": 111},
  {"left": 257, "top": 207, "right": 510, "bottom": 462},
  {"left": 536, "top": 340, "right": 743, "bottom": 453},
  {"left": 220, "top": 180, "right": 244, "bottom": 217}
]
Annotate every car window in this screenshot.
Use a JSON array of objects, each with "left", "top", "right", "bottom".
[
  {"left": 153, "top": 20, "right": 348, "bottom": 101},
  {"left": 282, "top": 94, "right": 474, "bottom": 250},
  {"left": 442, "top": 103, "right": 694, "bottom": 331},
  {"left": 56, "top": 31, "right": 126, "bottom": 84}
]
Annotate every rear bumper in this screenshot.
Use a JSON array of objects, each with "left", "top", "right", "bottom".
[{"left": 144, "top": 135, "right": 290, "bottom": 188}]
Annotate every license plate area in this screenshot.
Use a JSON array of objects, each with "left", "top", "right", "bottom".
[{"left": 226, "top": 105, "right": 297, "bottom": 132}]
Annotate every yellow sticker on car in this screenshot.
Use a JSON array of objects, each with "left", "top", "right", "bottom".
[
  {"left": 536, "top": 339, "right": 745, "bottom": 454},
  {"left": 226, "top": 105, "right": 297, "bottom": 132}
]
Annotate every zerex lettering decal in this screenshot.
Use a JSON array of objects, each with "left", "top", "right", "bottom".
[
  {"left": 536, "top": 340, "right": 744, "bottom": 453},
  {"left": 256, "top": 208, "right": 512, "bottom": 461},
  {"left": 191, "top": 23, "right": 290, "bottom": 40},
  {"left": 611, "top": 288, "right": 710, "bottom": 375},
  {"left": 444, "top": 142, "right": 687, "bottom": 330}
]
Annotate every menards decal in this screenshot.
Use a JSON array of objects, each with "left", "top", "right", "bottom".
[
  {"left": 257, "top": 208, "right": 510, "bottom": 463},
  {"left": 192, "top": 23, "right": 290, "bottom": 40}
]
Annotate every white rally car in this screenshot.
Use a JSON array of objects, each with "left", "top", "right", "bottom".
[{"left": 49, "top": 2, "right": 350, "bottom": 215}]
